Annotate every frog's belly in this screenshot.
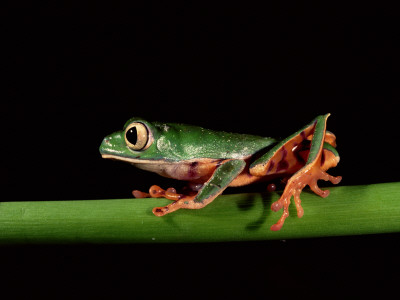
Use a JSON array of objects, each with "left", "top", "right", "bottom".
[{"left": 133, "top": 159, "right": 222, "bottom": 182}]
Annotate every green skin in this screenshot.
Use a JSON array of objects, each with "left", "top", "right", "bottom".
[
  {"left": 100, "top": 117, "right": 277, "bottom": 162},
  {"left": 100, "top": 115, "right": 339, "bottom": 215}
]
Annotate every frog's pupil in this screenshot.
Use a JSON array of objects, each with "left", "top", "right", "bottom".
[{"left": 127, "top": 127, "right": 138, "bottom": 145}]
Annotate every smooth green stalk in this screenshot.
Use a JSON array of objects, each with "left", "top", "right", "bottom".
[{"left": 1, "top": 182, "right": 399, "bottom": 244}]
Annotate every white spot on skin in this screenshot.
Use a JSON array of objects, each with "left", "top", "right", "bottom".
[
  {"left": 157, "top": 136, "right": 172, "bottom": 152},
  {"left": 228, "top": 146, "right": 250, "bottom": 159}
]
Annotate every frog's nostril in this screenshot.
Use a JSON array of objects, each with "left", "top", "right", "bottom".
[
  {"left": 100, "top": 134, "right": 118, "bottom": 156},
  {"left": 103, "top": 137, "right": 112, "bottom": 145}
]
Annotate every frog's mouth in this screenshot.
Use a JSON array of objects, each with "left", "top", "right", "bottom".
[
  {"left": 101, "top": 154, "right": 162, "bottom": 164},
  {"left": 101, "top": 153, "right": 218, "bottom": 166}
]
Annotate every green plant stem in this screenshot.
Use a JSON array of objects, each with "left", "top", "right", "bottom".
[{"left": 1, "top": 182, "right": 399, "bottom": 244}]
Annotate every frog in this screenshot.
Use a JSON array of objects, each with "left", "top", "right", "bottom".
[{"left": 99, "top": 114, "right": 341, "bottom": 231}]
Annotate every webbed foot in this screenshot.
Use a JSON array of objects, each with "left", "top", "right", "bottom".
[
  {"left": 152, "top": 194, "right": 199, "bottom": 216},
  {"left": 132, "top": 185, "right": 199, "bottom": 216},
  {"left": 270, "top": 149, "right": 342, "bottom": 231}
]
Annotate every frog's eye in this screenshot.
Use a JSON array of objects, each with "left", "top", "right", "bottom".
[{"left": 125, "top": 122, "right": 153, "bottom": 151}]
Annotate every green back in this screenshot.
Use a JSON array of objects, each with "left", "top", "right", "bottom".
[{"left": 150, "top": 121, "right": 276, "bottom": 161}]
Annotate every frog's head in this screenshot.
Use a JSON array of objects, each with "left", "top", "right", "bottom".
[{"left": 100, "top": 117, "right": 163, "bottom": 163}]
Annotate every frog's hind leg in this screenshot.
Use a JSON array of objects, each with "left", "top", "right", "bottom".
[
  {"left": 270, "top": 115, "right": 341, "bottom": 231},
  {"left": 151, "top": 159, "right": 246, "bottom": 216},
  {"left": 250, "top": 114, "right": 341, "bottom": 231}
]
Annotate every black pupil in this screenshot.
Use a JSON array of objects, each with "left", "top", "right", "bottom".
[{"left": 126, "top": 127, "right": 138, "bottom": 145}]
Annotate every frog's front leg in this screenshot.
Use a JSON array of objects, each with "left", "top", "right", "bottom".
[
  {"left": 250, "top": 114, "right": 341, "bottom": 231},
  {"left": 150, "top": 159, "right": 246, "bottom": 216}
]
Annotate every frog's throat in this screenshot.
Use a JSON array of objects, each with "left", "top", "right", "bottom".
[{"left": 101, "top": 154, "right": 225, "bottom": 181}]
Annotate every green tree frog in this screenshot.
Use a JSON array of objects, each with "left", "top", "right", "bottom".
[{"left": 100, "top": 114, "right": 341, "bottom": 231}]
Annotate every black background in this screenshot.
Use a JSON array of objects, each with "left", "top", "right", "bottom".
[{"left": 3, "top": 2, "right": 400, "bottom": 299}]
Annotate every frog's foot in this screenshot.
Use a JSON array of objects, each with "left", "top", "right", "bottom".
[
  {"left": 152, "top": 194, "right": 203, "bottom": 216},
  {"left": 270, "top": 157, "right": 342, "bottom": 231},
  {"left": 133, "top": 185, "right": 208, "bottom": 216},
  {"left": 132, "top": 185, "right": 187, "bottom": 201}
]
